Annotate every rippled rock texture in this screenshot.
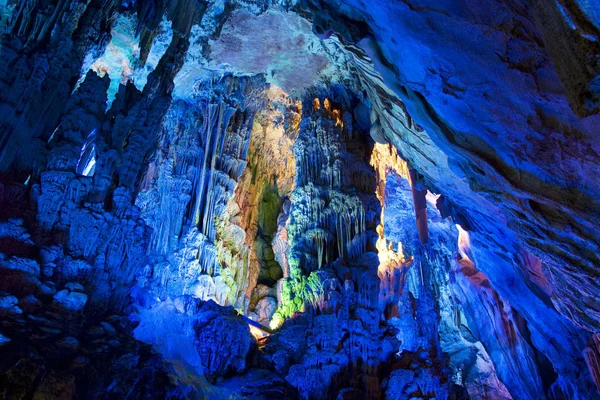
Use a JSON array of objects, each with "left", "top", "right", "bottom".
[{"left": 0, "top": 0, "right": 599, "bottom": 399}]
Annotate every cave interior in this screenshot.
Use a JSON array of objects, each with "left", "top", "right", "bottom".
[{"left": 0, "top": 0, "right": 599, "bottom": 399}]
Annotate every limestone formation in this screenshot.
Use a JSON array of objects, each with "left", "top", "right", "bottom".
[{"left": 0, "top": 0, "right": 598, "bottom": 398}]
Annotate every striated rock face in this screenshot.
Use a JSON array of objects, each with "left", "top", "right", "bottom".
[
  {"left": 301, "top": 0, "right": 600, "bottom": 336},
  {"left": 0, "top": 0, "right": 599, "bottom": 399}
]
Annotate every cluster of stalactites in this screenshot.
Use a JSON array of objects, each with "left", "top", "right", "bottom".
[
  {"left": 5, "top": 0, "right": 115, "bottom": 49},
  {"left": 143, "top": 75, "right": 261, "bottom": 253},
  {"left": 293, "top": 97, "right": 350, "bottom": 189},
  {"left": 190, "top": 100, "right": 239, "bottom": 237},
  {"left": 266, "top": 89, "right": 388, "bottom": 397},
  {"left": 286, "top": 94, "right": 371, "bottom": 275},
  {"left": 288, "top": 185, "right": 367, "bottom": 272},
  {"left": 186, "top": 79, "right": 259, "bottom": 300},
  {"left": 136, "top": 75, "right": 266, "bottom": 310}
]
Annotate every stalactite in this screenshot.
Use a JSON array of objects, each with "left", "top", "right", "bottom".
[
  {"left": 266, "top": 88, "right": 385, "bottom": 398},
  {"left": 409, "top": 169, "right": 429, "bottom": 245},
  {"left": 134, "top": 74, "right": 267, "bottom": 315}
]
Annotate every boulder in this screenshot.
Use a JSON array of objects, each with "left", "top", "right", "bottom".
[
  {"left": 53, "top": 290, "right": 87, "bottom": 311},
  {"left": 193, "top": 301, "right": 253, "bottom": 381}
]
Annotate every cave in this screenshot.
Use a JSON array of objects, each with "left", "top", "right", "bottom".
[{"left": 0, "top": 0, "right": 599, "bottom": 399}]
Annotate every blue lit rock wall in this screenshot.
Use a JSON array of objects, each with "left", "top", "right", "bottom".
[
  {"left": 0, "top": 1, "right": 218, "bottom": 396},
  {"left": 301, "top": 0, "right": 600, "bottom": 335},
  {"left": 132, "top": 74, "right": 268, "bottom": 378},
  {"left": 300, "top": 0, "right": 600, "bottom": 397}
]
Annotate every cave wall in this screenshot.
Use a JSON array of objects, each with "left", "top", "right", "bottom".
[
  {"left": 301, "top": 0, "right": 600, "bottom": 334},
  {"left": 300, "top": 0, "right": 600, "bottom": 396}
]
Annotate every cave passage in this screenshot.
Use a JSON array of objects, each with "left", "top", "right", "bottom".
[{"left": 0, "top": 1, "right": 599, "bottom": 399}]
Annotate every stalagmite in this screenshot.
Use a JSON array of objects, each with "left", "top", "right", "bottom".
[{"left": 409, "top": 169, "right": 428, "bottom": 245}]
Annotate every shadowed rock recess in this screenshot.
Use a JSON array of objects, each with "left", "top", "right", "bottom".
[{"left": 0, "top": 0, "right": 598, "bottom": 398}]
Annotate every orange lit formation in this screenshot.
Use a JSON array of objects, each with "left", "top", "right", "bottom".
[
  {"left": 456, "top": 224, "right": 471, "bottom": 264},
  {"left": 369, "top": 143, "right": 411, "bottom": 274},
  {"left": 316, "top": 97, "right": 344, "bottom": 128},
  {"left": 370, "top": 142, "right": 419, "bottom": 320}
]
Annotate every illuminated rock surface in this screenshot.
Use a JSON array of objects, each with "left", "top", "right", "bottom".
[{"left": 0, "top": 0, "right": 598, "bottom": 399}]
